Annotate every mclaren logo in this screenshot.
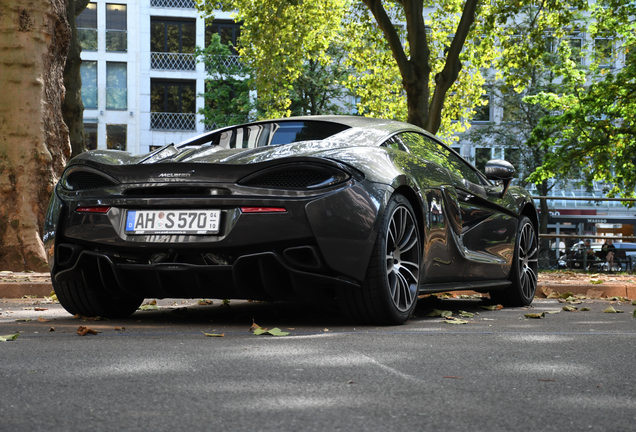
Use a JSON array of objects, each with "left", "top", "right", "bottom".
[{"left": 158, "top": 173, "right": 192, "bottom": 178}]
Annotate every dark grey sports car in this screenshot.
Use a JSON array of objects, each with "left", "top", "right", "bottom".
[{"left": 43, "top": 116, "right": 538, "bottom": 325}]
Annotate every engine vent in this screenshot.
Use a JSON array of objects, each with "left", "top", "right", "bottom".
[
  {"left": 239, "top": 164, "right": 350, "bottom": 190},
  {"left": 65, "top": 171, "right": 119, "bottom": 190}
]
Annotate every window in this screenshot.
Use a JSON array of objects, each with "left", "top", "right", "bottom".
[
  {"left": 151, "top": 80, "right": 196, "bottom": 130},
  {"left": 504, "top": 148, "right": 521, "bottom": 177},
  {"left": 472, "top": 89, "right": 491, "bottom": 122},
  {"left": 77, "top": 3, "right": 97, "bottom": 50},
  {"left": 106, "top": 4, "right": 127, "bottom": 52},
  {"left": 206, "top": 20, "right": 241, "bottom": 54},
  {"left": 502, "top": 88, "right": 523, "bottom": 122},
  {"left": 106, "top": 124, "right": 127, "bottom": 151},
  {"left": 151, "top": 19, "right": 196, "bottom": 53},
  {"left": 106, "top": 62, "right": 127, "bottom": 110},
  {"left": 84, "top": 122, "right": 98, "bottom": 150},
  {"left": 595, "top": 38, "right": 613, "bottom": 67},
  {"left": 382, "top": 135, "right": 409, "bottom": 152},
  {"left": 80, "top": 61, "right": 97, "bottom": 109},
  {"left": 400, "top": 132, "right": 483, "bottom": 185},
  {"left": 569, "top": 30, "right": 583, "bottom": 65},
  {"left": 151, "top": 80, "right": 196, "bottom": 113},
  {"left": 474, "top": 147, "right": 492, "bottom": 173}
]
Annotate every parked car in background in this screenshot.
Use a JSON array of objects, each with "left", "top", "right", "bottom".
[{"left": 43, "top": 116, "right": 538, "bottom": 325}]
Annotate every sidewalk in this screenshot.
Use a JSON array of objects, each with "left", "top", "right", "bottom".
[{"left": 1, "top": 270, "right": 634, "bottom": 299}]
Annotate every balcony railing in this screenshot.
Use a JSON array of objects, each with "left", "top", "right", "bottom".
[
  {"left": 150, "top": 0, "right": 195, "bottom": 8},
  {"left": 151, "top": 112, "right": 196, "bottom": 131},
  {"left": 205, "top": 55, "right": 246, "bottom": 73},
  {"left": 151, "top": 52, "right": 196, "bottom": 71}
]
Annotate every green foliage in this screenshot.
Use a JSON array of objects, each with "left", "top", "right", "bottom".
[
  {"left": 196, "top": 34, "right": 254, "bottom": 128},
  {"left": 525, "top": 1, "right": 636, "bottom": 200}
]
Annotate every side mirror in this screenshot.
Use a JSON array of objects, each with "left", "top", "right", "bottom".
[{"left": 485, "top": 159, "right": 515, "bottom": 197}]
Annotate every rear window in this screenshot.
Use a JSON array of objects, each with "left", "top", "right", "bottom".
[{"left": 209, "top": 121, "right": 350, "bottom": 149}]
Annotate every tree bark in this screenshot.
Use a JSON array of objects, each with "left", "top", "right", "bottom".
[
  {"left": 63, "top": 0, "right": 89, "bottom": 158},
  {"left": 0, "top": 0, "right": 71, "bottom": 271}
]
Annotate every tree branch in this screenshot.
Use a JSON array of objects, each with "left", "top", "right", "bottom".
[
  {"left": 362, "top": 0, "right": 412, "bottom": 80},
  {"left": 75, "top": 0, "right": 91, "bottom": 17},
  {"left": 426, "top": 0, "right": 479, "bottom": 133}
]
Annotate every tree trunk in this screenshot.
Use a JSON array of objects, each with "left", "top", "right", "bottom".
[
  {"left": 0, "top": 0, "right": 71, "bottom": 271},
  {"left": 63, "top": 0, "right": 89, "bottom": 158}
]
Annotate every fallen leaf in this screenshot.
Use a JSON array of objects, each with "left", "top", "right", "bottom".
[
  {"left": 540, "top": 286, "right": 554, "bottom": 296},
  {"left": 562, "top": 305, "right": 578, "bottom": 312},
  {"left": 15, "top": 318, "right": 31, "bottom": 322},
  {"left": 427, "top": 309, "right": 447, "bottom": 317},
  {"left": 581, "top": 307, "right": 591, "bottom": 311},
  {"left": 253, "top": 327, "right": 289, "bottom": 336},
  {"left": 545, "top": 310, "right": 560, "bottom": 314},
  {"left": 632, "top": 300, "right": 636, "bottom": 306},
  {"left": 633, "top": 310, "right": 636, "bottom": 318},
  {"left": 444, "top": 317, "right": 468, "bottom": 324},
  {"left": 37, "top": 316, "right": 50, "bottom": 322},
  {"left": 604, "top": 306, "right": 617, "bottom": 313},
  {"left": 323, "top": 328, "right": 331, "bottom": 332},
  {"left": 73, "top": 314, "right": 81, "bottom": 319},
  {"left": 138, "top": 304, "right": 159, "bottom": 311},
  {"left": 546, "top": 292, "right": 560, "bottom": 299},
  {"left": 524, "top": 313, "right": 545, "bottom": 318},
  {"left": 49, "top": 327, "right": 55, "bottom": 332},
  {"left": 33, "top": 308, "right": 48, "bottom": 311},
  {"left": 76, "top": 326, "right": 99, "bottom": 336},
  {"left": 143, "top": 299, "right": 157, "bottom": 306},
  {"left": 202, "top": 332, "right": 225, "bottom": 337},
  {"left": 559, "top": 291, "right": 575, "bottom": 299},
  {"left": 459, "top": 310, "right": 474, "bottom": 318},
  {"left": 222, "top": 299, "right": 231, "bottom": 305},
  {"left": 198, "top": 299, "right": 214, "bottom": 305},
  {"left": 114, "top": 327, "right": 125, "bottom": 331},
  {"left": 0, "top": 333, "right": 19, "bottom": 342},
  {"left": 480, "top": 304, "right": 503, "bottom": 311},
  {"left": 589, "top": 279, "right": 604, "bottom": 285},
  {"left": 347, "top": 380, "right": 356, "bottom": 384},
  {"left": 249, "top": 320, "right": 261, "bottom": 332}
]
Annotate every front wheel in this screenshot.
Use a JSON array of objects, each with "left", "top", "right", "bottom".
[
  {"left": 338, "top": 194, "right": 421, "bottom": 325},
  {"left": 490, "top": 216, "right": 538, "bottom": 306}
]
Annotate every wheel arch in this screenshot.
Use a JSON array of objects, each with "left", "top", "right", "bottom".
[{"left": 392, "top": 184, "right": 426, "bottom": 250}]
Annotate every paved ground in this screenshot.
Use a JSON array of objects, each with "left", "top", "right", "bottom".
[{"left": 1, "top": 296, "right": 635, "bottom": 431}]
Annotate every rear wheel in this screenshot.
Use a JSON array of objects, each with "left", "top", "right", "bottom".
[
  {"left": 53, "top": 277, "right": 143, "bottom": 318},
  {"left": 338, "top": 194, "right": 421, "bottom": 325},
  {"left": 490, "top": 216, "right": 538, "bottom": 306}
]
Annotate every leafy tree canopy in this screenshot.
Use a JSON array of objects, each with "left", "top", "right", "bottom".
[
  {"left": 195, "top": 1, "right": 590, "bottom": 143},
  {"left": 525, "top": 1, "right": 636, "bottom": 199}
]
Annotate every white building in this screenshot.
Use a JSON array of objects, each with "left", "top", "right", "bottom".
[{"left": 77, "top": 0, "right": 238, "bottom": 154}]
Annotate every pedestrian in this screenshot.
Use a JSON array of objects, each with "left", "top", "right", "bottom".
[{"left": 601, "top": 239, "right": 616, "bottom": 270}]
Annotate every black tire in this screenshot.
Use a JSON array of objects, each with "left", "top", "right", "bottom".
[
  {"left": 490, "top": 216, "right": 538, "bottom": 306},
  {"left": 53, "top": 277, "right": 143, "bottom": 318},
  {"left": 338, "top": 194, "right": 421, "bottom": 325}
]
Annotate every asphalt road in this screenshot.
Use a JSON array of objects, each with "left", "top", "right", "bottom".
[{"left": 1, "top": 296, "right": 635, "bottom": 432}]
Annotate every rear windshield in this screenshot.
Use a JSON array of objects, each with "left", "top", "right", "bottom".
[{"left": 201, "top": 121, "right": 350, "bottom": 149}]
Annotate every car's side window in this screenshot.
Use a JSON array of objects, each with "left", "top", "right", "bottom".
[
  {"left": 382, "top": 135, "right": 409, "bottom": 153},
  {"left": 399, "top": 132, "right": 484, "bottom": 185}
]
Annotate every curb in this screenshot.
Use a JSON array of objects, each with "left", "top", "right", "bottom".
[{"left": 537, "top": 283, "right": 636, "bottom": 299}]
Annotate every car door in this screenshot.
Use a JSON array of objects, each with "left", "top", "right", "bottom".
[{"left": 399, "top": 132, "right": 517, "bottom": 282}]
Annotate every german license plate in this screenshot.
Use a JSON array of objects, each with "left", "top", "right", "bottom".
[{"left": 125, "top": 210, "right": 221, "bottom": 235}]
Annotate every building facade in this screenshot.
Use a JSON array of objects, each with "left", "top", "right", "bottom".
[{"left": 78, "top": 0, "right": 239, "bottom": 154}]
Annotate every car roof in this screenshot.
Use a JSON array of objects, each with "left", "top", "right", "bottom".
[{"left": 178, "top": 115, "right": 433, "bottom": 148}]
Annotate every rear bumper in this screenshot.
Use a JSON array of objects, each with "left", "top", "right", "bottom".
[{"left": 53, "top": 245, "right": 358, "bottom": 300}]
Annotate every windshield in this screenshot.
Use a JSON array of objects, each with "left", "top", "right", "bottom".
[{"left": 181, "top": 121, "right": 350, "bottom": 149}]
